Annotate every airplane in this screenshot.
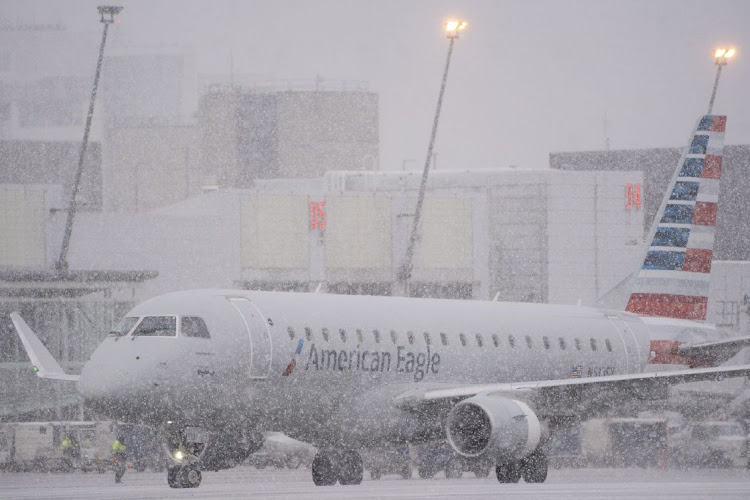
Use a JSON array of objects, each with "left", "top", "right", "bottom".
[{"left": 11, "top": 113, "right": 750, "bottom": 489}]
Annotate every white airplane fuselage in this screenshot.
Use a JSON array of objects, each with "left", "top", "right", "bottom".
[{"left": 80, "top": 289, "right": 649, "bottom": 447}]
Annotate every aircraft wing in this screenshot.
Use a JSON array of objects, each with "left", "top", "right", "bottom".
[
  {"left": 10, "top": 312, "right": 79, "bottom": 382},
  {"left": 393, "top": 364, "right": 750, "bottom": 414},
  {"left": 678, "top": 336, "right": 750, "bottom": 366}
]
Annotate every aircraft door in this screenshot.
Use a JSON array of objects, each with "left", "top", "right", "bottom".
[{"left": 229, "top": 298, "right": 272, "bottom": 379}]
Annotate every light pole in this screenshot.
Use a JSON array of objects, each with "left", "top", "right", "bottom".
[
  {"left": 397, "top": 19, "right": 468, "bottom": 296},
  {"left": 56, "top": 6, "right": 123, "bottom": 270},
  {"left": 707, "top": 47, "right": 736, "bottom": 114}
]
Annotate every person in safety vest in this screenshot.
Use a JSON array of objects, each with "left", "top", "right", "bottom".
[
  {"left": 61, "top": 435, "right": 78, "bottom": 469},
  {"left": 112, "top": 436, "right": 127, "bottom": 483}
]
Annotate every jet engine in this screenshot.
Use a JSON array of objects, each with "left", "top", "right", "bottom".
[{"left": 446, "top": 394, "right": 541, "bottom": 462}]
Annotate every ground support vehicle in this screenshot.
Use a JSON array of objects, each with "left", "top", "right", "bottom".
[
  {"left": 670, "top": 421, "right": 748, "bottom": 468},
  {"left": 10, "top": 421, "right": 114, "bottom": 472}
]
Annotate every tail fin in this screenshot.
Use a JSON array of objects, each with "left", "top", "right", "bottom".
[{"left": 625, "top": 115, "right": 726, "bottom": 321}]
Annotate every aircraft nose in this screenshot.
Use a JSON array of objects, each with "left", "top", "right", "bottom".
[{"left": 78, "top": 357, "right": 127, "bottom": 414}]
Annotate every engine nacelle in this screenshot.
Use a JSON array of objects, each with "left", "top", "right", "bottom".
[{"left": 446, "top": 394, "right": 541, "bottom": 462}]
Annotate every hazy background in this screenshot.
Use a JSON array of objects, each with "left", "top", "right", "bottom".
[{"left": 1, "top": 0, "right": 748, "bottom": 171}]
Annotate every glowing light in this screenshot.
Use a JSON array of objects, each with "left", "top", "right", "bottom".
[
  {"left": 444, "top": 19, "right": 469, "bottom": 39},
  {"left": 174, "top": 450, "right": 184, "bottom": 461},
  {"left": 714, "top": 46, "right": 737, "bottom": 64}
]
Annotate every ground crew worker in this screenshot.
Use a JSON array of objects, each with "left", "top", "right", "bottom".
[
  {"left": 112, "top": 436, "right": 127, "bottom": 483},
  {"left": 61, "top": 435, "right": 77, "bottom": 470}
]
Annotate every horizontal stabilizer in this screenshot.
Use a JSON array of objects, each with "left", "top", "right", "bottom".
[
  {"left": 678, "top": 335, "right": 750, "bottom": 366},
  {"left": 10, "top": 312, "right": 79, "bottom": 382}
]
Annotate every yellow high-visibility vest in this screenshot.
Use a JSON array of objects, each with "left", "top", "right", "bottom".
[{"left": 112, "top": 440, "right": 126, "bottom": 453}]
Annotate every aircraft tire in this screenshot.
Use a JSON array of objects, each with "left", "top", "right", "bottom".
[
  {"left": 521, "top": 451, "right": 548, "bottom": 483},
  {"left": 418, "top": 466, "right": 434, "bottom": 479},
  {"left": 473, "top": 462, "right": 491, "bottom": 478},
  {"left": 167, "top": 466, "right": 181, "bottom": 488},
  {"left": 312, "top": 451, "right": 337, "bottom": 486},
  {"left": 181, "top": 465, "right": 202, "bottom": 488},
  {"left": 445, "top": 457, "right": 463, "bottom": 479},
  {"left": 338, "top": 450, "right": 363, "bottom": 485},
  {"left": 495, "top": 462, "right": 521, "bottom": 483}
]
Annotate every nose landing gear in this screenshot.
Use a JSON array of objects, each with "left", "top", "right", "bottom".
[
  {"left": 162, "top": 423, "right": 207, "bottom": 489},
  {"left": 167, "top": 463, "right": 202, "bottom": 488}
]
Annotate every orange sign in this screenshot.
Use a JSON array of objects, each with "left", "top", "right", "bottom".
[{"left": 310, "top": 202, "right": 327, "bottom": 229}]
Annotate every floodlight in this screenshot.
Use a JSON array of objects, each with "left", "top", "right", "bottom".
[
  {"left": 97, "top": 5, "right": 123, "bottom": 24},
  {"left": 714, "top": 46, "right": 737, "bottom": 65},
  {"left": 444, "top": 19, "right": 469, "bottom": 39}
]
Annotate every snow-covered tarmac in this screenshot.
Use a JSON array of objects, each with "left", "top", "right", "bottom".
[{"left": 1, "top": 466, "right": 749, "bottom": 499}]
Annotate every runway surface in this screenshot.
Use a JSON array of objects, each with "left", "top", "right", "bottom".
[{"left": 1, "top": 466, "right": 749, "bottom": 499}]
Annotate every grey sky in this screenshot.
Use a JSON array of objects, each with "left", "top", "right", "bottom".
[{"left": 3, "top": 0, "right": 748, "bottom": 171}]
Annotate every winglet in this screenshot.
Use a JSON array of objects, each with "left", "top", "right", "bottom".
[{"left": 10, "top": 312, "right": 79, "bottom": 382}]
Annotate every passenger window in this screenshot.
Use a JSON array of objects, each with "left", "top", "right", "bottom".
[
  {"left": 305, "top": 327, "right": 313, "bottom": 341},
  {"left": 441, "top": 332, "right": 448, "bottom": 346},
  {"left": 575, "top": 338, "right": 582, "bottom": 350},
  {"left": 110, "top": 317, "right": 138, "bottom": 337},
  {"left": 133, "top": 316, "right": 176, "bottom": 337},
  {"left": 356, "top": 329, "right": 364, "bottom": 344},
  {"left": 508, "top": 335, "right": 516, "bottom": 348},
  {"left": 339, "top": 328, "right": 347, "bottom": 342},
  {"left": 390, "top": 330, "right": 398, "bottom": 344},
  {"left": 373, "top": 330, "right": 381, "bottom": 343},
  {"left": 423, "top": 332, "right": 431, "bottom": 345},
  {"left": 525, "top": 335, "right": 533, "bottom": 349},
  {"left": 182, "top": 317, "right": 210, "bottom": 339},
  {"left": 476, "top": 334, "right": 484, "bottom": 348},
  {"left": 492, "top": 334, "right": 500, "bottom": 347},
  {"left": 287, "top": 326, "right": 295, "bottom": 340},
  {"left": 542, "top": 336, "right": 550, "bottom": 350},
  {"left": 605, "top": 339, "right": 613, "bottom": 352},
  {"left": 322, "top": 328, "right": 330, "bottom": 342},
  {"left": 459, "top": 333, "right": 467, "bottom": 346},
  {"left": 590, "top": 338, "right": 597, "bottom": 351},
  {"left": 559, "top": 337, "right": 567, "bottom": 350},
  {"left": 407, "top": 331, "right": 415, "bottom": 345}
]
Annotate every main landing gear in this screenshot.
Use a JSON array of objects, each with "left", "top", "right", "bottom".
[
  {"left": 496, "top": 450, "right": 548, "bottom": 484},
  {"left": 312, "top": 449, "right": 364, "bottom": 486}
]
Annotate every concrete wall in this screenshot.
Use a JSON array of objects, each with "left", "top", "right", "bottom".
[
  {"left": 103, "top": 125, "right": 200, "bottom": 213},
  {"left": 0, "top": 186, "right": 46, "bottom": 268},
  {"left": 708, "top": 261, "right": 750, "bottom": 335},
  {"left": 551, "top": 145, "right": 750, "bottom": 261},
  {"left": 58, "top": 169, "right": 644, "bottom": 304}
]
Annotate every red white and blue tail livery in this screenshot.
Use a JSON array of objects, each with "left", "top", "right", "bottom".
[{"left": 626, "top": 115, "right": 726, "bottom": 321}]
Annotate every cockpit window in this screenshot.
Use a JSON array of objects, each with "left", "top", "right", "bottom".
[
  {"left": 132, "top": 316, "right": 177, "bottom": 337},
  {"left": 181, "top": 317, "right": 211, "bottom": 339},
  {"left": 110, "top": 317, "right": 139, "bottom": 337}
]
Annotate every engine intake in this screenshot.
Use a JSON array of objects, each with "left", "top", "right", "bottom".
[{"left": 446, "top": 394, "right": 541, "bottom": 462}]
